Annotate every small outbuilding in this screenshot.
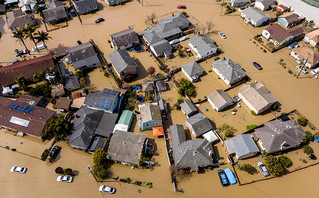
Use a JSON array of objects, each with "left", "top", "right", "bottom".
[
  {"left": 224, "top": 134, "right": 260, "bottom": 160},
  {"left": 208, "top": 90, "right": 233, "bottom": 112}
]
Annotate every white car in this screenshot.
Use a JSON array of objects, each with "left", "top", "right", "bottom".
[
  {"left": 99, "top": 185, "right": 116, "bottom": 194},
  {"left": 218, "top": 32, "right": 227, "bottom": 39},
  {"left": 57, "top": 176, "right": 73, "bottom": 183},
  {"left": 296, "top": 65, "right": 308, "bottom": 74},
  {"left": 311, "top": 68, "right": 319, "bottom": 75},
  {"left": 10, "top": 166, "right": 27, "bottom": 174}
]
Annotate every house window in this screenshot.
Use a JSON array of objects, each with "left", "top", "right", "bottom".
[
  {"left": 146, "top": 123, "right": 149, "bottom": 127},
  {"left": 155, "top": 122, "right": 159, "bottom": 126}
]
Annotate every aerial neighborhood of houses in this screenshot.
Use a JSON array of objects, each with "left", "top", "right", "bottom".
[{"left": 1, "top": 0, "right": 319, "bottom": 196}]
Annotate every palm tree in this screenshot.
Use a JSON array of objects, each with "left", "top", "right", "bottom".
[
  {"left": 23, "top": 24, "right": 38, "bottom": 51},
  {"left": 34, "top": 31, "right": 52, "bottom": 49},
  {"left": 12, "top": 29, "right": 29, "bottom": 51}
]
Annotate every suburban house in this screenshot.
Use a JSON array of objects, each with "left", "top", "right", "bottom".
[
  {"left": 169, "top": 124, "right": 214, "bottom": 172},
  {"left": 277, "top": 4, "right": 288, "bottom": 12},
  {"left": 6, "top": 10, "right": 36, "bottom": 31},
  {"left": 241, "top": 7, "right": 270, "bottom": 27},
  {"left": 304, "top": 29, "right": 319, "bottom": 47},
  {"left": 150, "top": 39, "right": 172, "bottom": 58},
  {"left": 262, "top": 24, "right": 304, "bottom": 47},
  {"left": 142, "top": 13, "right": 191, "bottom": 44},
  {"left": 254, "top": 119, "right": 306, "bottom": 154},
  {"left": 181, "top": 61, "right": 205, "bottom": 82},
  {"left": 212, "top": 57, "right": 247, "bottom": 86},
  {"left": 238, "top": 82, "right": 278, "bottom": 115},
  {"left": 42, "top": 0, "right": 68, "bottom": 24},
  {"left": 155, "top": 79, "right": 168, "bottom": 92},
  {"left": 0, "top": 96, "right": 55, "bottom": 137},
  {"left": 55, "top": 98, "right": 72, "bottom": 112},
  {"left": 18, "top": 0, "right": 36, "bottom": 13},
  {"left": 0, "top": 54, "right": 55, "bottom": 88},
  {"left": 65, "top": 42, "right": 101, "bottom": 70},
  {"left": 224, "top": 134, "right": 260, "bottom": 160},
  {"left": 105, "top": 0, "right": 131, "bottom": 6},
  {"left": 108, "top": 49, "right": 137, "bottom": 81},
  {"left": 67, "top": 106, "right": 118, "bottom": 150},
  {"left": 73, "top": 0, "right": 98, "bottom": 15},
  {"left": 278, "top": 12, "right": 305, "bottom": 28},
  {"left": 51, "top": 84, "right": 65, "bottom": 98},
  {"left": 255, "top": 0, "right": 274, "bottom": 11},
  {"left": 228, "top": 0, "right": 249, "bottom": 7},
  {"left": 84, "top": 88, "right": 125, "bottom": 113},
  {"left": 110, "top": 29, "right": 139, "bottom": 50},
  {"left": 180, "top": 100, "right": 198, "bottom": 118},
  {"left": 113, "top": 110, "right": 134, "bottom": 132},
  {"left": 186, "top": 113, "right": 213, "bottom": 138},
  {"left": 208, "top": 90, "right": 233, "bottom": 112},
  {"left": 290, "top": 45, "right": 319, "bottom": 68},
  {"left": 137, "top": 103, "right": 162, "bottom": 131},
  {"left": 107, "top": 130, "right": 146, "bottom": 165},
  {"left": 189, "top": 34, "right": 218, "bottom": 59},
  {"left": 64, "top": 74, "right": 81, "bottom": 91}
]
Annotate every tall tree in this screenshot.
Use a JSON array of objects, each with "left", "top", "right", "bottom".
[
  {"left": 34, "top": 31, "right": 52, "bottom": 49},
  {"left": 24, "top": 24, "right": 38, "bottom": 51},
  {"left": 12, "top": 29, "right": 29, "bottom": 51}
]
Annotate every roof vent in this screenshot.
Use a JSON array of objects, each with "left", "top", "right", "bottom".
[{"left": 28, "top": 100, "right": 35, "bottom": 105}]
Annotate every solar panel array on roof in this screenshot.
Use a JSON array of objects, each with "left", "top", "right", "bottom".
[
  {"left": 95, "top": 98, "right": 112, "bottom": 109},
  {"left": 9, "top": 104, "right": 36, "bottom": 113}
]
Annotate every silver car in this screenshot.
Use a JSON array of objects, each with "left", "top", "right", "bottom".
[
  {"left": 10, "top": 166, "right": 27, "bottom": 174},
  {"left": 257, "top": 162, "right": 270, "bottom": 177},
  {"left": 218, "top": 32, "right": 227, "bottom": 39},
  {"left": 99, "top": 185, "right": 116, "bottom": 194},
  {"left": 57, "top": 176, "right": 73, "bottom": 183}
]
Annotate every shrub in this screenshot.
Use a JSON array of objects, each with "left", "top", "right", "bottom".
[
  {"left": 138, "top": 189, "right": 142, "bottom": 193},
  {"left": 181, "top": 12, "right": 187, "bottom": 17},
  {"left": 288, "top": 69, "right": 293, "bottom": 74},
  {"left": 314, "top": 132, "right": 319, "bottom": 139},
  {"left": 237, "top": 164, "right": 258, "bottom": 174},
  {"left": 251, "top": 110, "right": 257, "bottom": 116},
  {"left": 297, "top": 117, "right": 308, "bottom": 126},
  {"left": 108, "top": 40, "right": 111, "bottom": 43},
  {"left": 177, "top": 98, "right": 184, "bottom": 104},
  {"left": 218, "top": 124, "right": 236, "bottom": 137},
  {"left": 104, "top": 72, "right": 109, "bottom": 77},
  {"left": 77, "top": 40, "right": 82, "bottom": 45},
  {"left": 11, "top": 148, "right": 16, "bottom": 151},
  {"left": 178, "top": 78, "right": 195, "bottom": 97},
  {"left": 303, "top": 145, "right": 313, "bottom": 155},
  {"left": 225, "top": 129, "right": 235, "bottom": 137},
  {"left": 264, "top": 155, "right": 285, "bottom": 176},
  {"left": 64, "top": 168, "right": 73, "bottom": 175},
  {"left": 93, "top": 165, "right": 108, "bottom": 179},
  {"left": 246, "top": 124, "right": 258, "bottom": 131},
  {"left": 304, "top": 131, "right": 313, "bottom": 142},
  {"left": 278, "top": 156, "right": 292, "bottom": 168},
  {"left": 41, "top": 149, "right": 50, "bottom": 161},
  {"left": 55, "top": 167, "right": 64, "bottom": 174}
]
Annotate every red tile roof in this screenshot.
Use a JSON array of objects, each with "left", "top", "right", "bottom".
[
  {"left": 0, "top": 54, "right": 55, "bottom": 87},
  {"left": 0, "top": 96, "right": 56, "bottom": 137}
]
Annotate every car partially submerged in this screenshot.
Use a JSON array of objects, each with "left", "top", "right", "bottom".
[
  {"left": 177, "top": 5, "right": 186, "bottom": 9},
  {"left": 296, "top": 65, "right": 308, "bottom": 74},
  {"left": 257, "top": 161, "right": 270, "bottom": 177},
  {"left": 15, "top": 50, "right": 29, "bottom": 57},
  {"left": 99, "top": 185, "right": 116, "bottom": 194},
  {"left": 218, "top": 169, "right": 229, "bottom": 186},
  {"left": 49, "top": 145, "right": 61, "bottom": 158},
  {"left": 10, "top": 166, "right": 27, "bottom": 174},
  {"left": 57, "top": 176, "right": 73, "bottom": 183},
  {"left": 95, "top": 18, "right": 105, "bottom": 23}
]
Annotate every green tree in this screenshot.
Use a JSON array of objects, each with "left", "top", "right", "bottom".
[
  {"left": 34, "top": 31, "right": 52, "bottom": 49},
  {"left": 218, "top": 124, "right": 236, "bottom": 138},
  {"left": 15, "top": 74, "right": 28, "bottom": 91},
  {"left": 297, "top": 116, "right": 308, "bottom": 126},
  {"left": 12, "top": 29, "right": 29, "bottom": 51},
  {"left": 23, "top": 24, "right": 39, "bottom": 51},
  {"left": 278, "top": 156, "right": 292, "bottom": 168},
  {"left": 264, "top": 155, "right": 285, "bottom": 176},
  {"left": 75, "top": 70, "right": 84, "bottom": 79},
  {"left": 178, "top": 78, "right": 195, "bottom": 96},
  {"left": 28, "top": 82, "right": 51, "bottom": 98},
  {"left": 237, "top": 164, "right": 258, "bottom": 175},
  {"left": 43, "top": 116, "right": 71, "bottom": 140},
  {"left": 302, "top": 131, "right": 313, "bottom": 143},
  {"left": 41, "top": 149, "right": 50, "bottom": 161},
  {"left": 303, "top": 145, "right": 313, "bottom": 155},
  {"left": 93, "top": 149, "right": 107, "bottom": 166},
  {"left": 34, "top": 4, "right": 46, "bottom": 18}
]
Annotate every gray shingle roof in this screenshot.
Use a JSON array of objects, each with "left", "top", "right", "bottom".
[
  {"left": 110, "top": 29, "right": 139, "bottom": 49},
  {"left": 64, "top": 75, "right": 81, "bottom": 91},
  {"left": 155, "top": 80, "right": 168, "bottom": 92},
  {"left": 67, "top": 106, "right": 118, "bottom": 149},
  {"left": 256, "top": 0, "right": 273, "bottom": 8},
  {"left": 189, "top": 34, "right": 217, "bottom": 57},
  {"left": 107, "top": 130, "right": 146, "bottom": 165},
  {"left": 150, "top": 39, "right": 172, "bottom": 56},
  {"left": 142, "top": 29, "right": 163, "bottom": 44},
  {"left": 108, "top": 49, "right": 137, "bottom": 74},
  {"left": 255, "top": 119, "right": 306, "bottom": 154},
  {"left": 182, "top": 61, "right": 204, "bottom": 77},
  {"left": 66, "top": 42, "right": 100, "bottom": 70},
  {"left": 186, "top": 113, "right": 213, "bottom": 137},
  {"left": 42, "top": 6, "right": 67, "bottom": 23},
  {"left": 213, "top": 58, "right": 246, "bottom": 85},
  {"left": 6, "top": 10, "right": 35, "bottom": 30},
  {"left": 241, "top": 7, "right": 270, "bottom": 22},
  {"left": 169, "top": 124, "right": 214, "bottom": 172},
  {"left": 224, "top": 134, "right": 259, "bottom": 159},
  {"left": 74, "top": 0, "right": 98, "bottom": 13},
  {"left": 180, "top": 100, "right": 198, "bottom": 117},
  {"left": 208, "top": 90, "right": 233, "bottom": 110}
]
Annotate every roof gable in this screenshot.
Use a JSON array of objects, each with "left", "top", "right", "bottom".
[
  {"left": 182, "top": 61, "right": 204, "bottom": 77},
  {"left": 213, "top": 58, "right": 246, "bottom": 83}
]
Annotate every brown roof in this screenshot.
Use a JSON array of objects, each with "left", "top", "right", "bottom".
[
  {"left": 0, "top": 96, "right": 55, "bottom": 137},
  {"left": 55, "top": 98, "right": 72, "bottom": 110},
  {"left": 0, "top": 55, "right": 55, "bottom": 87},
  {"left": 73, "top": 92, "right": 82, "bottom": 99},
  {"left": 264, "top": 24, "right": 303, "bottom": 43},
  {"left": 17, "top": 95, "right": 43, "bottom": 106},
  {"left": 71, "top": 97, "right": 85, "bottom": 108},
  {"left": 51, "top": 84, "right": 65, "bottom": 97},
  {"left": 305, "top": 29, "right": 319, "bottom": 43},
  {"left": 279, "top": 13, "right": 299, "bottom": 24},
  {"left": 292, "top": 45, "right": 319, "bottom": 65}
]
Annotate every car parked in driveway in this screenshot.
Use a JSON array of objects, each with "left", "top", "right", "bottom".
[
  {"left": 179, "top": 35, "right": 190, "bottom": 42},
  {"left": 288, "top": 42, "right": 298, "bottom": 49},
  {"left": 257, "top": 161, "right": 269, "bottom": 177},
  {"left": 99, "top": 185, "right": 116, "bottom": 194},
  {"left": 95, "top": 18, "right": 105, "bottom": 24},
  {"left": 49, "top": 145, "right": 61, "bottom": 158},
  {"left": 57, "top": 176, "right": 73, "bottom": 183},
  {"left": 169, "top": 39, "right": 180, "bottom": 45},
  {"left": 218, "top": 32, "right": 227, "bottom": 39},
  {"left": 311, "top": 68, "right": 319, "bottom": 75},
  {"left": 177, "top": 5, "right": 186, "bottom": 9},
  {"left": 10, "top": 166, "right": 27, "bottom": 174},
  {"left": 253, "top": 62, "right": 263, "bottom": 70},
  {"left": 218, "top": 169, "right": 229, "bottom": 186},
  {"left": 15, "top": 50, "right": 29, "bottom": 57},
  {"left": 296, "top": 65, "right": 308, "bottom": 74}
]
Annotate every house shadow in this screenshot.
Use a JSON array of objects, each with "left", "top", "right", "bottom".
[
  {"left": 0, "top": 17, "right": 6, "bottom": 36},
  {"left": 35, "top": 18, "right": 43, "bottom": 26},
  {"left": 97, "top": 2, "right": 105, "bottom": 11},
  {"left": 133, "top": 58, "right": 148, "bottom": 81},
  {"left": 52, "top": 43, "right": 69, "bottom": 56},
  {"left": 212, "top": 145, "right": 222, "bottom": 162},
  {"left": 147, "top": 138, "right": 158, "bottom": 157}
]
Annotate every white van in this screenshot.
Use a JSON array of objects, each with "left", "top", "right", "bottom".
[{"left": 32, "top": 44, "right": 46, "bottom": 52}]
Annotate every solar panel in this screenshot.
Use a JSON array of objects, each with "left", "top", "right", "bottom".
[
  {"left": 14, "top": 105, "right": 21, "bottom": 110},
  {"left": 23, "top": 106, "right": 31, "bottom": 112},
  {"left": 10, "top": 104, "right": 17, "bottom": 109},
  {"left": 28, "top": 107, "right": 35, "bottom": 113},
  {"left": 18, "top": 106, "right": 25, "bottom": 111}
]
